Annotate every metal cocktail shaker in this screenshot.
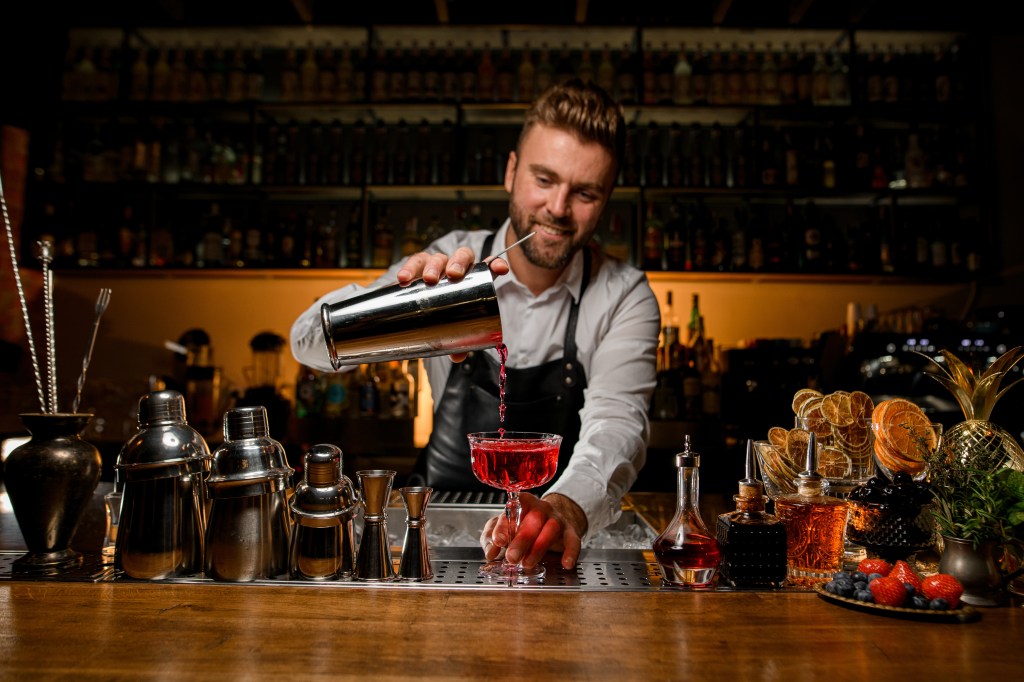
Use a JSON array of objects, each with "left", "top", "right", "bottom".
[
  {"left": 288, "top": 444, "right": 358, "bottom": 580},
  {"left": 115, "top": 390, "right": 211, "bottom": 580},
  {"left": 204, "top": 406, "right": 294, "bottom": 582},
  {"left": 320, "top": 261, "right": 502, "bottom": 369}
]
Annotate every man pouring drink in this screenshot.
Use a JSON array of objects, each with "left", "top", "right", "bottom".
[{"left": 290, "top": 79, "right": 660, "bottom": 574}]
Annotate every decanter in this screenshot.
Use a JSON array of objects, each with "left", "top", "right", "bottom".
[
  {"left": 653, "top": 435, "right": 720, "bottom": 588},
  {"left": 716, "top": 439, "right": 788, "bottom": 589},
  {"left": 774, "top": 432, "right": 849, "bottom": 586}
]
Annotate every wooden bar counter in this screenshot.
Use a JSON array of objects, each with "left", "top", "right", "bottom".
[{"left": 1, "top": 487, "right": 1021, "bottom": 680}]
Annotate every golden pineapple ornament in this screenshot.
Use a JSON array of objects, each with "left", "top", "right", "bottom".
[{"left": 919, "top": 346, "right": 1024, "bottom": 471}]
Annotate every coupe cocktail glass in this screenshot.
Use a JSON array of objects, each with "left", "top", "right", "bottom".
[{"left": 468, "top": 431, "right": 561, "bottom": 584}]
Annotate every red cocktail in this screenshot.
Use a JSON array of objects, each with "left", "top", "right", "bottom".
[{"left": 468, "top": 431, "right": 562, "bottom": 584}]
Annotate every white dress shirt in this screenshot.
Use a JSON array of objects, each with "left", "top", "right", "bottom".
[{"left": 290, "top": 219, "right": 660, "bottom": 538}]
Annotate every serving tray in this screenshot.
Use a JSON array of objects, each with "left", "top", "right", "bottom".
[{"left": 813, "top": 583, "right": 982, "bottom": 623}]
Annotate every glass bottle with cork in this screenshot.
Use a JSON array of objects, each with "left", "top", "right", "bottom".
[
  {"left": 716, "top": 440, "right": 788, "bottom": 589},
  {"left": 774, "top": 431, "right": 849, "bottom": 585},
  {"left": 653, "top": 436, "right": 720, "bottom": 588}
]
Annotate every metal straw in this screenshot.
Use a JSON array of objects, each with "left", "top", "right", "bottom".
[
  {"left": 72, "top": 287, "right": 112, "bottom": 414},
  {"left": 36, "top": 239, "right": 57, "bottom": 413},
  {"left": 0, "top": 169, "right": 47, "bottom": 412}
]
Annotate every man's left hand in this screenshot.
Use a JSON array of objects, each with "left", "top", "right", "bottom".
[{"left": 479, "top": 493, "right": 588, "bottom": 570}]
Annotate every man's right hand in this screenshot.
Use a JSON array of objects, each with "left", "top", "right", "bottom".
[{"left": 394, "top": 247, "right": 509, "bottom": 362}]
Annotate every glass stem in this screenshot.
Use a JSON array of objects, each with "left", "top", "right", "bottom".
[{"left": 505, "top": 490, "right": 521, "bottom": 563}]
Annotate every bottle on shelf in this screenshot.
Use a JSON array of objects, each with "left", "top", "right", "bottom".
[
  {"left": 708, "top": 43, "right": 727, "bottom": 105},
  {"left": 129, "top": 45, "right": 150, "bottom": 101},
  {"left": 596, "top": 43, "right": 615, "bottom": 96},
  {"left": 516, "top": 43, "right": 536, "bottom": 102},
  {"left": 653, "top": 436, "right": 721, "bottom": 588},
  {"left": 725, "top": 41, "right": 744, "bottom": 105},
  {"left": 318, "top": 42, "right": 337, "bottom": 101},
  {"left": 207, "top": 42, "right": 227, "bottom": 101},
  {"left": 810, "top": 44, "right": 830, "bottom": 105},
  {"left": 672, "top": 43, "right": 692, "bottom": 105},
  {"left": 774, "top": 432, "right": 849, "bottom": 586},
  {"left": 614, "top": 45, "right": 637, "bottom": 104},
  {"left": 187, "top": 44, "right": 208, "bottom": 103},
  {"left": 279, "top": 42, "right": 299, "bottom": 102},
  {"left": 716, "top": 440, "right": 788, "bottom": 589},
  {"left": 795, "top": 42, "right": 813, "bottom": 106},
  {"left": 405, "top": 41, "right": 424, "bottom": 102},
  {"left": 477, "top": 42, "right": 497, "bottom": 102},
  {"left": 322, "top": 370, "right": 351, "bottom": 418},
  {"left": 421, "top": 40, "right": 441, "bottom": 101},
  {"left": 458, "top": 44, "right": 479, "bottom": 103},
  {"left": 245, "top": 44, "right": 264, "bottom": 101},
  {"left": 689, "top": 43, "right": 708, "bottom": 105},
  {"left": 336, "top": 42, "right": 356, "bottom": 102},
  {"left": 777, "top": 41, "right": 797, "bottom": 105},
  {"left": 168, "top": 43, "right": 188, "bottom": 102},
  {"left": 742, "top": 42, "right": 761, "bottom": 105},
  {"left": 534, "top": 42, "right": 554, "bottom": 97},
  {"left": 440, "top": 41, "right": 459, "bottom": 102},
  {"left": 577, "top": 43, "right": 596, "bottom": 88},
  {"left": 554, "top": 42, "right": 575, "bottom": 86},
  {"left": 642, "top": 201, "right": 664, "bottom": 271},
  {"left": 759, "top": 42, "right": 780, "bottom": 105},
  {"left": 655, "top": 42, "right": 675, "bottom": 104},
  {"left": 296, "top": 359, "right": 326, "bottom": 419}
]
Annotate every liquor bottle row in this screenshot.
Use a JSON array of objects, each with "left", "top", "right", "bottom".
[
  {"left": 60, "top": 37, "right": 969, "bottom": 108},
  {"left": 47, "top": 116, "right": 515, "bottom": 188},
  {"left": 640, "top": 199, "right": 983, "bottom": 278},
  {"left": 30, "top": 190, "right": 982, "bottom": 278},
  {"left": 650, "top": 293, "right": 722, "bottom": 423},
  {"left": 32, "top": 199, "right": 504, "bottom": 270},
  {"left": 46, "top": 114, "right": 972, "bottom": 193},
  {"left": 294, "top": 359, "right": 419, "bottom": 421}
]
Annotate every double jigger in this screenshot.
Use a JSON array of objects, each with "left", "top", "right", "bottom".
[{"left": 354, "top": 469, "right": 434, "bottom": 582}]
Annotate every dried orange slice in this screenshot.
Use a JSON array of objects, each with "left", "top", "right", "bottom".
[
  {"left": 821, "top": 392, "right": 854, "bottom": 427},
  {"left": 818, "top": 446, "right": 853, "bottom": 478},
  {"left": 799, "top": 398, "right": 831, "bottom": 438},
  {"left": 792, "top": 388, "right": 823, "bottom": 416},
  {"left": 849, "top": 390, "right": 874, "bottom": 420},
  {"left": 768, "top": 426, "right": 789, "bottom": 450},
  {"left": 786, "top": 428, "right": 812, "bottom": 467}
]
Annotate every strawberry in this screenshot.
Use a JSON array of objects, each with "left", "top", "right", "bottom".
[
  {"left": 922, "top": 574, "right": 964, "bottom": 607},
  {"left": 889, "top": 560, "right": 922, "bottom": 592},
  {"left": 869, "top": 575, "right": 907, "bottom": 607},
  {"left": 857, "top": 558, "right": 892, "bottom": 576}
]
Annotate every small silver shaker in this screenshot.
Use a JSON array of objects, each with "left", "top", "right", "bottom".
[
  {"left": 398, "top": 486, "right": 433, "bottom": 581},
  {"left": 354, "top": 469, "right": 397, "bottom": 581},
  {"left": 205, "top": 406, "right": 294, "bottom": 582},
  {"left": 115, "top": 390, "right": 210, "bottom": 580},
  {"left": 288, "top": 444, "right": 358, "bottom": 580}
]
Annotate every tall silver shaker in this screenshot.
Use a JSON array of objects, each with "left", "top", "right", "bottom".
[
  {"left": 205, "top": 406, "right": 294, "bottom": 581},
  {"left": 115, "top": 390, "right": 211, "bottom": 579},
  {"left": 288, "top": 444, "right": 358, "bottom": 580},
  {"left": 320, "top": 261, "right": 502, "bottom": 369}
]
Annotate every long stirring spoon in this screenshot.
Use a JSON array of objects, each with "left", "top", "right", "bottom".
[
  {"left": 36, "top": 239, "right": 57, "bottom": 413},
  {"left": 72, "top": 287, "right": 112, "bottom": 414}
]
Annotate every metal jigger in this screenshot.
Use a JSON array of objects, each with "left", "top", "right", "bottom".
[
  {"left": 354, "top": 470, "right": 397, "bottom": 582},
  {"left": 398, "top": 486, "right": 433, "bottom": 581}
]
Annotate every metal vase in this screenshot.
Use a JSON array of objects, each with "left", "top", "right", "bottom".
[
  {"left": 938, "top": 535, "right": 1007, "bottom": 607},
  {"left": 3, "top": 413, "right": 103, "bottom": 574}
]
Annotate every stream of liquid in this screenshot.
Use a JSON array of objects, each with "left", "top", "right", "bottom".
[{"left": 497, "top": 342, "right": 507, "bottom": 437}]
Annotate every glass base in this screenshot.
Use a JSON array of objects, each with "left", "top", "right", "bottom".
[
  {"left": 479, "top": 560, "right": 546, "bottom": 585},
  {"left": 843, "top": 541, "right": 868, "bottom": 570}
]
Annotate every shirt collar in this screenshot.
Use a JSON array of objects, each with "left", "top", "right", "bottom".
[{"left": 491, "top": 219, "right": 585, "bottom": 303}]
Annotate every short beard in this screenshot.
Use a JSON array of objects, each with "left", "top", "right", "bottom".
[{"left": 507, "top": 194, "right": 579, "bottom": 271}]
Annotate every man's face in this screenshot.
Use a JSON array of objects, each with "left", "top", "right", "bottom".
[{"left": 504, "top": 123, "right": 617, "bottom": 270}]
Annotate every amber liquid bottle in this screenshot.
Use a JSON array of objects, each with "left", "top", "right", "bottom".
[
  {"left": 716, "top": 440, "right": 788, "bottom": 589},
  {"left": 774, "top": 432, "right": 849, "bottom": 586},
  {"left": 653, "top": 436, "right": 720, "bottom": 588}
]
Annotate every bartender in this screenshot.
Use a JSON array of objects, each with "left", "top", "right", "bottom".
[{"left": 290, "top": 79, "right": 659, "bottom": 571}]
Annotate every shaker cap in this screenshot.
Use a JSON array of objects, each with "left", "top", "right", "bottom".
[
  {"left": 138, "top": 390, "right": 187, "bottom": 424},
  {"left": 207, "top": 406, "right": 293, "bottom": 497},
  {"left": 115, "top": 390, "right": 210, "bottom": 479},
  {"left": 290, "top": 443, "right": 358, "bottom": 523},
  {"left": 224, "top": 406, "right": 270, "bottom": 440}
]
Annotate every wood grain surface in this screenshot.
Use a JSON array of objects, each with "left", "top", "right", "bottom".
[{"left": 2, "top": 487, "right": 1021, "bottom": 680}]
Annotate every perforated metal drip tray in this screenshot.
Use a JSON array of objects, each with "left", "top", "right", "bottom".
[
  {"left": 0, "top": 503, "right": 666, "bottom": 591},
  {"left": 0, "top": 548, "right": 662, "bottom": 591}
]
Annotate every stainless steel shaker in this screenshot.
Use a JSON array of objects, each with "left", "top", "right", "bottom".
[
  {"left": 115, "top": 390, "right": 211, "bottom": 580},
  {"left": 204, "top": 406, "right": 294, "bottom": 582},
  {"left": 288, "top": 444, "right": 358, "bottom": 580},
  {"left": 320, "top": 261, "right": 502, "bottom": 369}
]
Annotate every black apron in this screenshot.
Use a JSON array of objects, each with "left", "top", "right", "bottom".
[{"left": 410, "top": 232, "right": 591, "bottom": 493}]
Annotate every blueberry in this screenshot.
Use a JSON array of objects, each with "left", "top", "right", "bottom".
[
  {"left": 892, "top": 471, "right": 912, "bottom": 485},
  {"left": 903, "top": 582, "right": 916, "bottom": 597},
  {"left": 824, "top": 580, "right": 838, "bottom": 594},
  {"left": 854, "top": 589, "right": 874, "bottom": 603},
  {"left": 836, "top": 582, "right": 856, "bottom": 598},
  {"left": 868, "top": 572, "right": 884, "bottom": 583},
  {"left": 854, "top": 581, "right": 867, "bottom": 591},
  {"left": 851, "top": 571, "right": 868, "bottom": 582},
  {"left": 911, "top": 595, "right": 929, "bottom": 609},
  {"left": 867, "top": 476, "right": 888, "bottom": 488},
  {"left": 833, "top": 571, "right": 849, "bottom": 581},
  {"left": 929, "top": 597, "right": 950, "bottom": 610}
]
